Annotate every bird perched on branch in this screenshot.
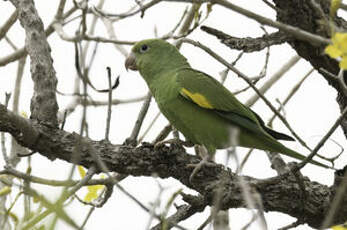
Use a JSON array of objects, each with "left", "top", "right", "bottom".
[{"left": 125, "top": 38, "right": 329, "bottom": 175}]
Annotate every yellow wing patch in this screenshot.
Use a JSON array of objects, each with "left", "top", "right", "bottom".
[{"left": 181, "top": 88, "right": 214, "bottom": 109}]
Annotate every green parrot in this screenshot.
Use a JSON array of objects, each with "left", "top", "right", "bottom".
[{"left": 125, "top": 38, "right": 329, "bottom": 169}]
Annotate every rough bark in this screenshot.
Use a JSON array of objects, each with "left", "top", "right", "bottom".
[
  {"left": 0, "top": 104, "right": 346, "bottom": 228},
  {"left": 9, "top": 0, "right": 59, "bottom": 127},
  {"left": 2, "top": 0, "right": 347, "bottom": 229},
  {"left": 273, "top": 0, "right": 347, "bottom": 137}
]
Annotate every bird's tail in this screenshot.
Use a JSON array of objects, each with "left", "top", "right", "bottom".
[{"left": 273, "top": 143, "right": 332, "bottom": 169}]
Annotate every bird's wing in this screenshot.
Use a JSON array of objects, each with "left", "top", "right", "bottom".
[
  {"left": 248, "top": 108, "right": 294, "bottom": 141},
  {"left": 176, "top": 68, "right": 255, "bottom": 118},
  {"left": 176, "top": 68, "right": 294, "bottom": 140},
  {"left": 176, "top": 68, "right": 262, "bottom": 130}
]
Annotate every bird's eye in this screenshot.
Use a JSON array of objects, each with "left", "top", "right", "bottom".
[{"left": 140, "top": 44, "right": 149, "bottom": 53}]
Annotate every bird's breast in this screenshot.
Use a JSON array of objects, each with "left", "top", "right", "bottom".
[{"left": 151, "top": 77, "right": 180, "bottom": 105}]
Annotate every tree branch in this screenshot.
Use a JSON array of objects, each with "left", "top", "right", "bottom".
[
  {"left": 0, "top": 10, "right": 18, "bottom": 40},
  {"left": 201, "top": 26, "right": 290, "bottom": 52},
  {"left": 0, "top": 103, "right": 345, "bottom": 228},
  {"left": 0, "top": 5, "right": 78, "bottom": 67},
  {"left": 272, "top": 0, "right": 347, "bottom": 138},
  {"left": 10, "top": 0, "right": 60, "bottom": 126}
]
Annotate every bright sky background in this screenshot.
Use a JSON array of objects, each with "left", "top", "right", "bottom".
[{"left": 0, "top": 0, "right": 346, "bottom": 229}]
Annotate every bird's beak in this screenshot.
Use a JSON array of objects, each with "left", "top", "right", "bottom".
[{"left": 125, "top": 52, "right": 138, "bottom": 71}]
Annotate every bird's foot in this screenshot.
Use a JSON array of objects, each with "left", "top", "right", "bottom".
[
  {"left": 187, "top": 156, "right": 215, "bottom": 183},
  {"left": 154, "top": 139, "right": 194, "bottom": 149}
]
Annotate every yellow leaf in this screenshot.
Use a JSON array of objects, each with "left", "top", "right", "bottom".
[
  {"left": 340, "top": 55, "right": 347, "bottom": 69},
  {"left": 77, "top": 166, "right": 86, "bottom": 178},
  {"left": 84, "top": 190, "right": 97, "bottom": 202},
  {"left": 84, "top": 184, "right": 104, "bottom": 202},
  {"left": 77, "top": 166, "right": 105, "bottom": 202},
  {"left": 87, "top": 184, "right": 104, "bottom": 192},
  {"left": 20, "top": 111, "right": 28, "bottom": 118},
  {"left": 325, "top": 32, "right": 347, "bottom": 69},
  {"left": 0, "top": 186, "right": 11, "bottom": 196},
  {"left": 332, "top": 225, "right": 347, "bottom": 230},
  {"left": 330, "top": 0, "right": 342, "bottom": 17},
  {"left": 333, "top": 33, "right": 347, "bottom": 51},
  {"left": 325, "top": 44, "right": 342, "bottom": 58}
]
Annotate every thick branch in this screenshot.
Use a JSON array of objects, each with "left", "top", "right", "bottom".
[
  {"left": 272, "top": 0, "right": 347, "bottom": 138},
  {"left": 201, "top": 26, "right": 289, "bottom": 52},
  {"left": 10, "top": 0, "right": 59, "bottom": 126},
  {"left": 0, "top": 104, "right": 345, "bottom": 228}
]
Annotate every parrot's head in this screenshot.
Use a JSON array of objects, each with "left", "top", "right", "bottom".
[{"left": 125, "top": 39, "right": 189, "bottom": 83}]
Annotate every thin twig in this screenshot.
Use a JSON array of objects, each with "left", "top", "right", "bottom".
[
  {"left": 85, "top": 96, "right": 147, "bottom": 106},
  {"left": 245, "top": 55, "right": 301, "bottom": 107},
  {"left": 100, "top": 17, "right": 129, "bottom": 57},
  {"left": 79, "top": 206, "right": 95, "bottom": 229},
  {"left": 139, "top": 111, "right": 161, "bottom": 143},
  {"left": 221, "top": 51, "right": 244, "bottom": 86},
  {"left": 93, "top": 0, "right": 162, "bottom": 18},
  {"left": 322, "top": 69, "right": 347, "bottom": 97},
  {"left": 237, "top": 149, "right": 254, "bottom": 173},
  {"left": 54, "top": 0, "right": 67, "bottom": 20},
  {"left": 164, "top": 7, "right": 188, "bottom": 40},
  {"left": 4, "top": 36, "right": 18, "bottom": 50},
  {"left": 0, "top": 5, "right": 78, "bottom": 67},
  {"left": 174, "top": 3, "right": 200, "bottom": 49},
  {"left": 105, "top": 67, "right": 113, "bottom": 141},
  {"left": 59, "top": 0, "right": 105, "bottom": 123},
  {"left": 212, "top": 0, "right": 330, "bottom": 46},
  {"left": 294, "top": 106, "right": 347, "bottom": 171},
  {"left": 258, "top": 25, "right": 271, "bottom": 79},
  {"left": 145, "top": 182, "right": 165, "bottom": 230},
  {"left": 278, "top": 220, "right": 302, "bottom": 230},
  {"left": 262, "top": 0, "right": 279, "bottom": 12},
  {"left": 126, "top": 92, "right": 152, "bottom": 146},
  {"left": 0, "top": 10, "right": 18, "bottom": 40},
  {"left": 268, "top": 68, "right": 313, "bottom": 125},
  {"left": 21, "top": 184, "right": 82, "bottom": 230},
  {"left": 233, "top": 151, "right": 267, "bottom": 230},
  {"left": 151, "top": 204, "right": 204, "bottom": 230},
  {"left": 10, "top": 56, "right": 27, "bottom": 164},
  {"left": 0, "top": 166, "right": 124, "bottom": 187},
  {"left": 152, "top": 124, "right": 172, "bottom": 144},
  {"left": 197, "top": 214, "right": 213, "bottom": 230}
]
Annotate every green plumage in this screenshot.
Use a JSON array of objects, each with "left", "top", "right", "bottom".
[{"left": 125, "top": 39, "right": 329, "bottom": 168}]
